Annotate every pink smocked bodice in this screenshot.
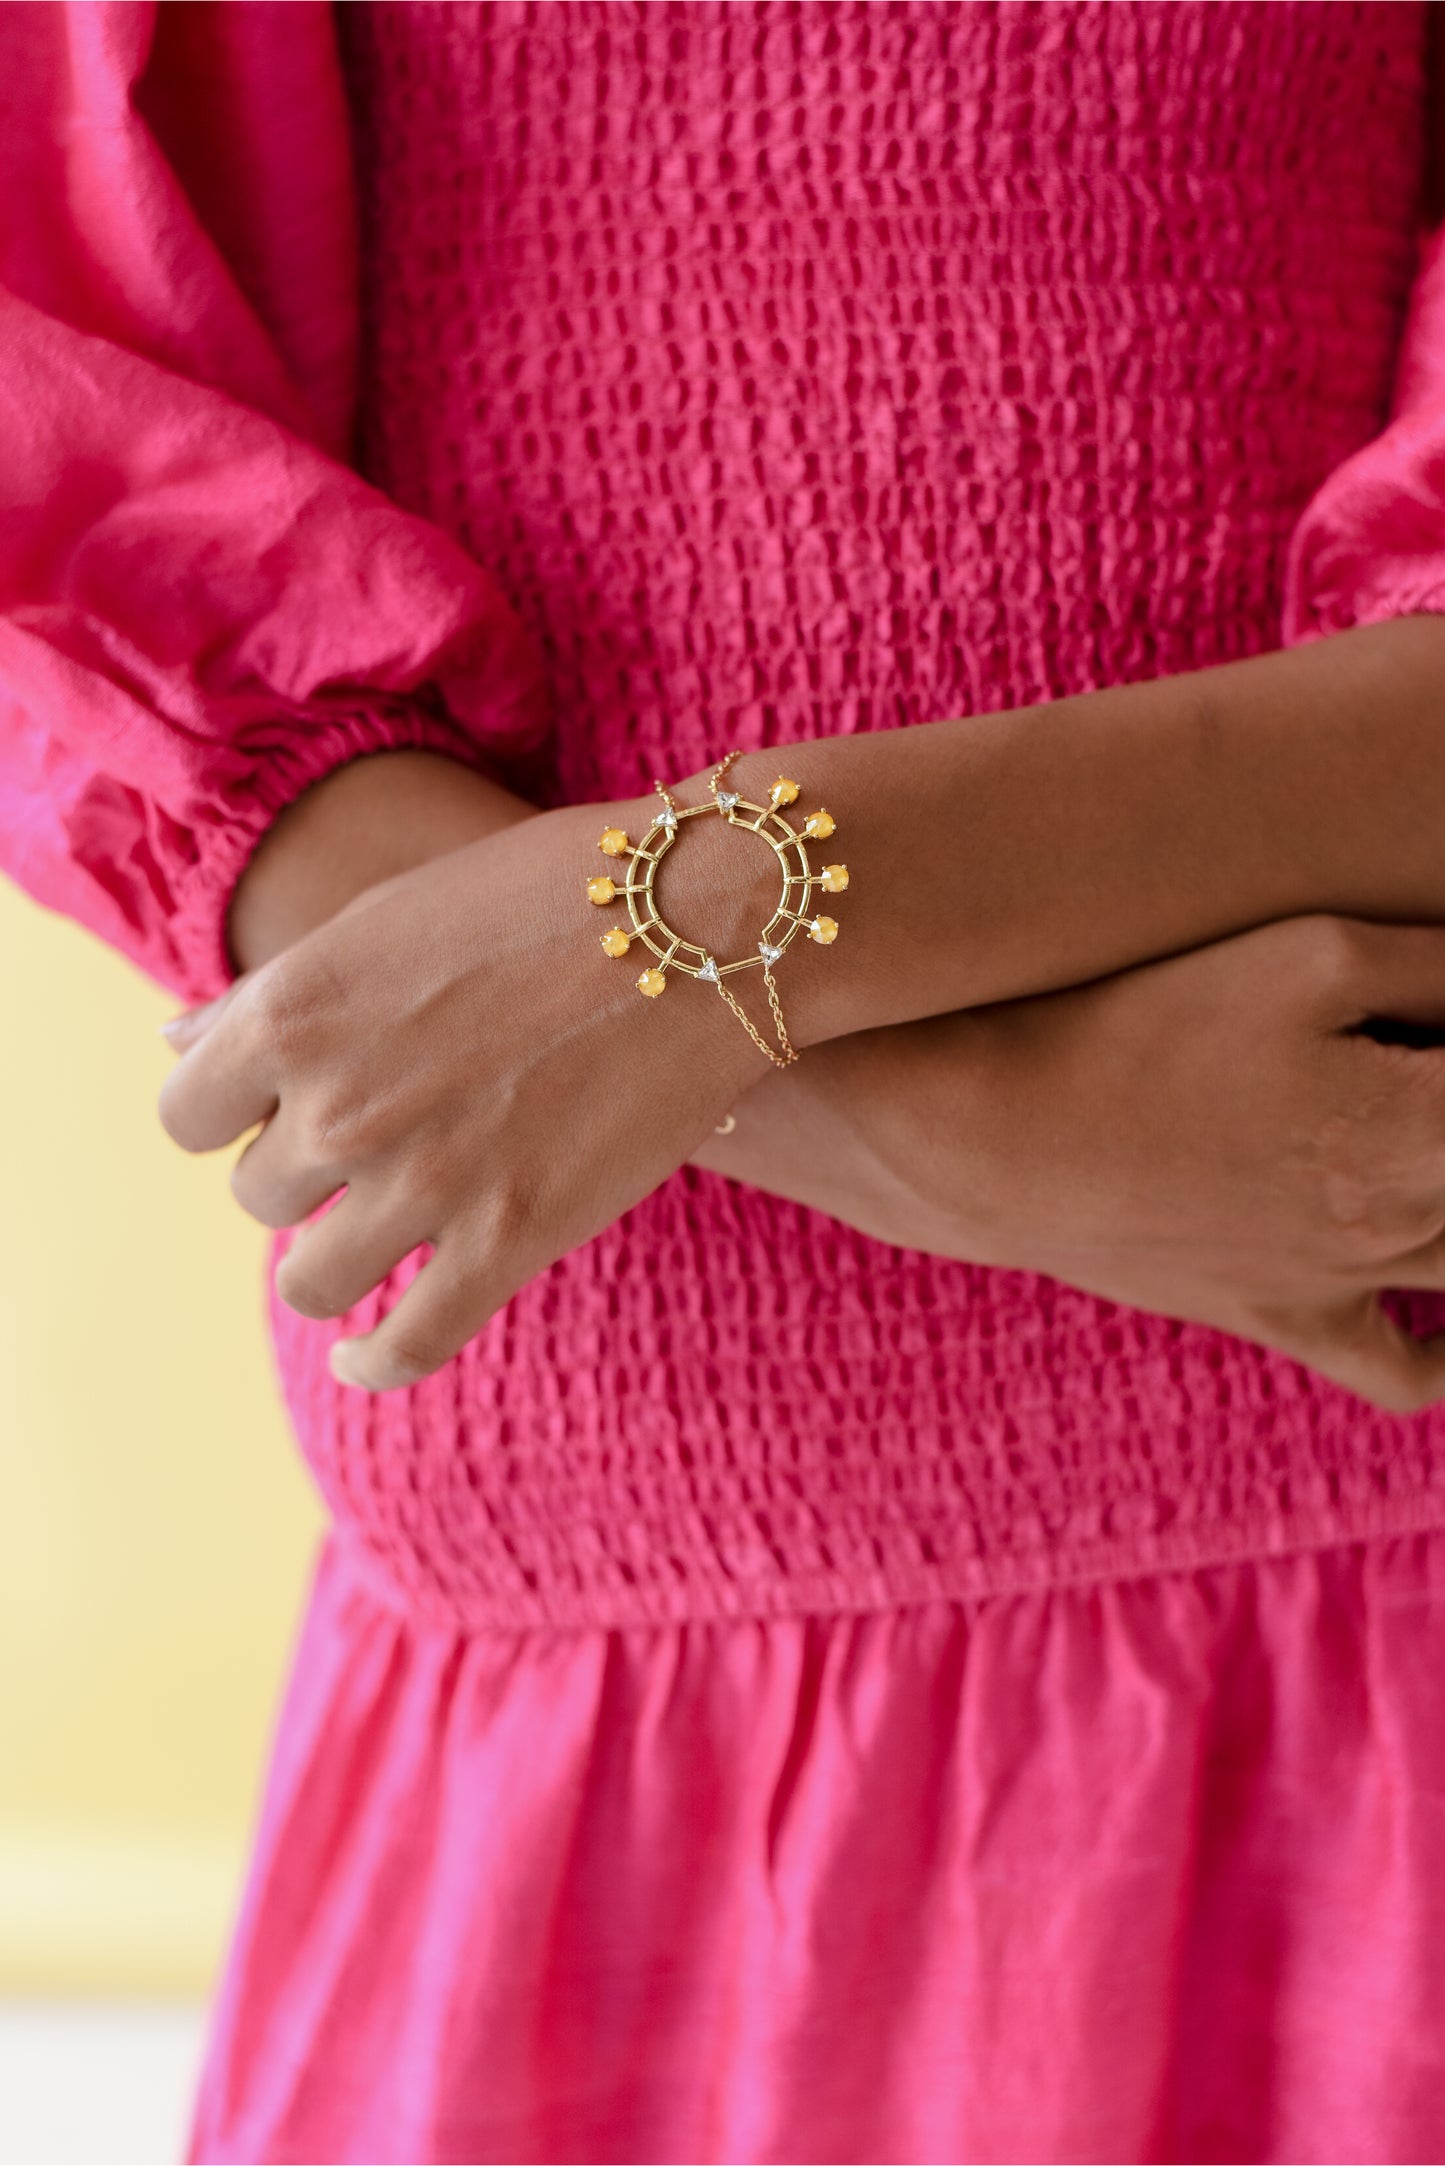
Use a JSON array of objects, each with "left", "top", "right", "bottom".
[{"left": 245, "top": 0, "right": 1445, "bottom": 1633}]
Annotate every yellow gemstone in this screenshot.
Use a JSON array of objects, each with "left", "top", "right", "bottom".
[
  {"left": 810, "top": 915, "right": 839, "bottom": 945},
  {"left": 586, "top": 875, "right": 617, "bottom": 905},
  {"left": 598, "top": 826, "right": 630, "bottom": 857},
  {"left": 820, "top": 862, "right": 849, "bottom": 893},
  {"left": 770, "top": 775, "right": 801, "bottom": 807},
  {"left": 637, "top": 968, "right": 667, "bottom": 998},
  {"left": 600, "top": 927, "right": 631, "bottom": 957},
  {"left": 803, "top": 808, "right": 835, "bottom": 839}
]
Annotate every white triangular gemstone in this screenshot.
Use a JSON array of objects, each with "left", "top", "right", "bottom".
[
  {"left": 758, "top": 940, "right": 783, "bottom": 965},
  {"left": 717, "top": 790, "right": 740, "bottom": 811},
  {"left": 657, "top": 806, "right": 677, "bottom": 830},
  {"left": 698, "top": 957, "right": 720, "bottom": 984}
]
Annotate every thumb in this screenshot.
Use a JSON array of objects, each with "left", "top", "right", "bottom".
[
  {"left": 1271, "top": 1291, "right": 1445, "bottom": 1417},
  {"left": 158, "top": 978, "right": 246, "bottom": 1054}
]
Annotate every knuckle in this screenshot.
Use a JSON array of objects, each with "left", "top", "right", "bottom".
[
  {"left": 403, "top": 1170, "right": 453, "bottom": 1236},
  {"left": 1319, "top": 1154, "right": 1436, "bottom": 1252},
  {"left": 228, "top": 1155, "right": 281, "bottom": 1224},
  {"left": 1315, "top": 1151, "right": 1380, "bottom": 1237},
  {"left": 1320, "top": 1187, "right": 1387, "bottom": 1246},
  {"left": 1302, "top": 915, "right": 1370, "bottom": 992},
  {"left": 308, "top": 1102, "right": 358, "bottom": 1160},
  {"left": 405, "top": 1127, "right": 460, "bottom": 1211},
  {"left": 306, "top": 1084, "right": 373, "bottom": 1162},
  {"left": 374, "top": 1334, "right": 441, "bottom": 1388},
  {"left": 246, "top": 954, "right": 321, "bottom": 1060},
  {"left": 240, "top": 958, "right": 290, "bottom": 1034},
  {"left": 1311, "top": 1110, "right": 1414, "bottom": 1245},
  {"left": 480, "top": 1173, "right": 540, "bottom": 1254},
  {"left": 1393, "top": 1186, "right": 1445, "bottom": 1249}
]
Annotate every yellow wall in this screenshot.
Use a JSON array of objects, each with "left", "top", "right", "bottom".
[{"left": 0, "top": 880, "right": 324, "bottom": 1995}]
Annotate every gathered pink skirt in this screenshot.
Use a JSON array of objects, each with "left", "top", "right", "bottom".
[{"left": 188, "top": 1524, "right": 1445, "bottom": 2164}]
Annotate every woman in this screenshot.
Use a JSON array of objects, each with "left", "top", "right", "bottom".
[{"left": 7, "top": 1, "right": 1445, "bottom": 2157}]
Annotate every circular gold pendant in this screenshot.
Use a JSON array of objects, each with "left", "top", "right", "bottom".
[
  {"left": 598, "top": 794, "right": 840, "bottom": 990},
  {"left": 583, "top": 757, "right": 849, "bottom": 1067}
]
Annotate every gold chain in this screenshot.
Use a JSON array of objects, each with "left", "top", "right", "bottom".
[
  {"left": 668, "top": 749, "right": 797, "bottom": 1068},
  {"left": 714, "top": 965, "right": 798, "bottom": 1068},
  {"left": 650, "top": 746, "right": 742, "bottom": 815},
  {"left": 760, "top": 966, "right": 798, "bottom": 1061}
]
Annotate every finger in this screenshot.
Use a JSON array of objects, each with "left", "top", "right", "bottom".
[
  {"left": 158, "top": 978, "right": 248, "bottom": 1054},
  {"left": 1330, "top": 920, "right": 1445, "bottom": 1031},
  {"left": 1385, "top": 1236, "right": 1445, "bottom": 1294},
  {"left": 229, "top": 1110, "right": 349, "bottom": 1231},
  {"left": 1268, "top": 1293, "right": 1445, "bottom": 1416},
  {"left": 156, "top": 982, "right": 278, "bottom": 1153},
  {"left": 329, "top": 1233, "right": 496, "bottom": 1392},
  {"left": 274, "top": 1185, "right": 435, "bottom": 1324}
]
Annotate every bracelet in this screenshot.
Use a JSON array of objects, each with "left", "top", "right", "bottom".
[{"left": 582, "top": 750, "right": 849, "bottom": 1069}]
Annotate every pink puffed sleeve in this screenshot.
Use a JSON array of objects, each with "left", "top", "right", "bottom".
[
  {"left": 0, "top": 1, "right": 545, "bottom": 1006},
  {"left": 1282, "top": 36, "right": 1445, "bottom": 644}
]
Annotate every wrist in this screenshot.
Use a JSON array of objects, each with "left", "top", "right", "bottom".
[
  {"left": 515, "top": 795, "right": 768, "bottom": 1101},
  {"left": 660, "top": 751, "right": 869, "bottom": 1051},
  {"left": 228, "top": 748, "right": 537, "bottom": 972}
]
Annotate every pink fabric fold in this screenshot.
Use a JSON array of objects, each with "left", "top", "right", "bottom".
[
  {"left": 191, "top": 1529, "right": 1445, "bottom": 2164},
  {"left": 0, "top": 0, "right": 544, "bottom": 1004},
  {"left": 1284, "top": 15, "right": 1445, "bottom": 645}
]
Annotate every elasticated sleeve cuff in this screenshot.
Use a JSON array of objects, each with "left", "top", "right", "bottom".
[{"left": 166, "top": 698, "right": 532, "bottom": 1003}]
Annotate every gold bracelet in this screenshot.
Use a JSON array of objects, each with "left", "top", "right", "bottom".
[{"left": 581, "top": 750, "right": 849, "bottom": 1069}]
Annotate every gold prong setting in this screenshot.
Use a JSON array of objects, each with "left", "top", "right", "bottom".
[{"left": 582, "top": 752, "right": 850, "bottom": 1066}]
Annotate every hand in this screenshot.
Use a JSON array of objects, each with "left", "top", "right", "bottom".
[
  {"left": 222, "top": 746, "right": 538, "bottom": 973},
  {"left": 157, "top": 792, "right": 763, "bottom": 1390},
  {"left": 693, "top": 915, "right": 1445, "bottom": 1413}
]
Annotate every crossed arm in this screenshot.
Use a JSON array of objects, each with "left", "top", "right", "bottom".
[{"left": 158, "top": 612, "right": 1445, "bottom": 1407}]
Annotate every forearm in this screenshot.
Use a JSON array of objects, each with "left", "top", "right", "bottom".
[
  {"left": 690, "top": 1013, "right": 995, "bottom": 1261},
  {"left": 698, "top": 613, "right": 1445, "bottom": 1046},
  {"left": 227, "top": 615, "right": 1445, "bottom": 1033}
]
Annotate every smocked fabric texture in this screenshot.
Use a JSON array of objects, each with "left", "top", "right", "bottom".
[
  {"left": 253, "top": 0, "right": 1445, "bottom": 1633},
  {"left": 8, "top": 4, "right": 1445, "bottom": 2160}
]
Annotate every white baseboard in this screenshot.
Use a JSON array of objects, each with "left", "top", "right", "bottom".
[{"left": 0, "top": 2001, "right": 208, "bottom": 2166}]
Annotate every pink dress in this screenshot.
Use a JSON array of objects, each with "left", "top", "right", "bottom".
[{"left": 7, "top": 3, "right": 1445, "bottom": 2157}]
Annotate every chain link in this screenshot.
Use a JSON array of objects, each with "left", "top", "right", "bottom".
[
  {"left": 760, "top": 966, "right": 799, "bottom": 1063},
  {"left": 715, "top": 969, "right": 799, "bottom": 1068},
  {"left": 651, "top": 746, "right": 742, "bottom": 814},
  {"left": 648, "top": 747, "right": 800, "bottom": 1069},
  {"left": 707, "top": 747, "right": 744, "bottom": 797}
]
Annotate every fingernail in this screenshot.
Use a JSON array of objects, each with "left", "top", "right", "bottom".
[
  {"left": 158, "top": 1016, "right": 189, "bottom": 1042},
  {"left": 329, "top": 1342, "right": 361, "bottom": 1387}
]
